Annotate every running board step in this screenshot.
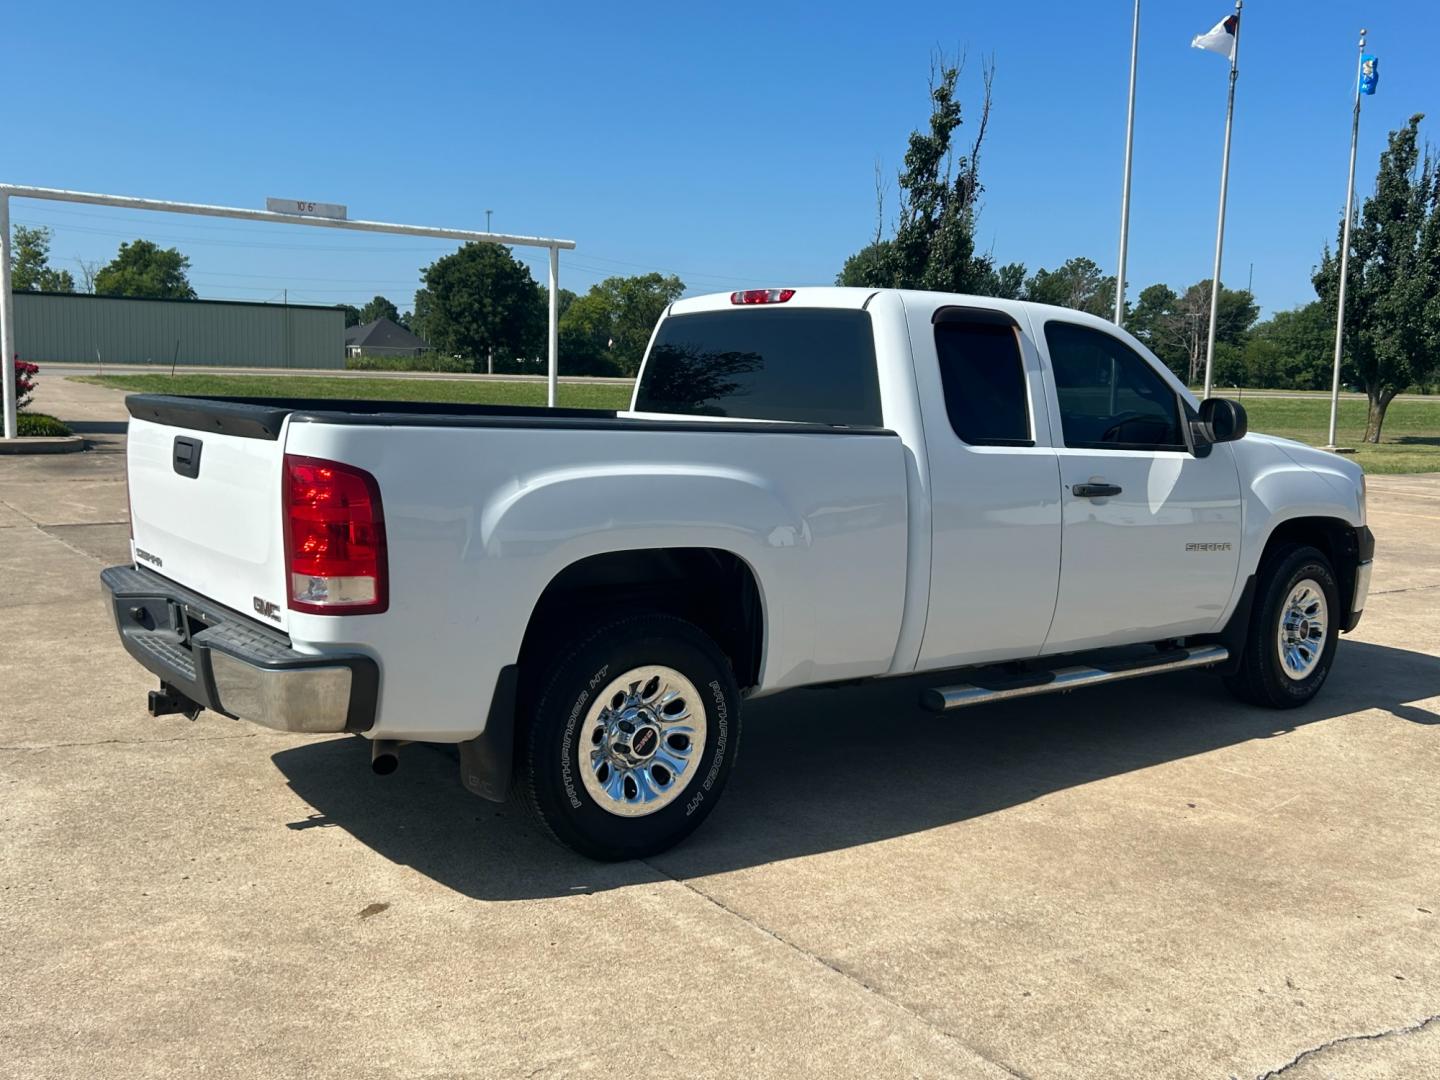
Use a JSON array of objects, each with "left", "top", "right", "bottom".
[{"left": 922, "top": 645, "right": 1230, "bottom": 713}]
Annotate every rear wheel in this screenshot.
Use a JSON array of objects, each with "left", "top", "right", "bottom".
[
  {"left": 1224, "top": 545, "right": 1340, "bottom": 708},
  {"left": 520, "top": 612, "right": 742, "bottom": 861}
]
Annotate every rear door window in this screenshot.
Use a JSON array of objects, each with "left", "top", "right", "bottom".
[
  {"left": 635, "top": 309, "right": 882, "bottom": 427},
  {"left": 934, "top": 317, "right": 1032, "bottom": 445}
]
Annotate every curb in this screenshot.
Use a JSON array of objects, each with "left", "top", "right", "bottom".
[{"left": 0, "top": 435, "right": 86, "bottom": 455}]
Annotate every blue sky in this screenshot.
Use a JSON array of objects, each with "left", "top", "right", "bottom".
[{"left": 10, "top": 1, "right": 1437, "bottom": 316}]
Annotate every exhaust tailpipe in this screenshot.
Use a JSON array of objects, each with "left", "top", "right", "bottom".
[{"left": 370, "top": 739, "right": 402, "bottom": 776}]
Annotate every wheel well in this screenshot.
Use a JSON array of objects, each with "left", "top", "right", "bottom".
[
  {"left": 517, "top": 548, "right": 764, "bottom": 692},
  {"left": 1259, "top": 515, "right": 1360, "bottom": 615}
]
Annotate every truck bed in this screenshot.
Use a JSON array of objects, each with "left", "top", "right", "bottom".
[{"left": 120, "top": 392, "right": 910, "bottom": 740}]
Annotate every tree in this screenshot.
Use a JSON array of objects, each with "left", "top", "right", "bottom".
[
  {"left": 1240, "top": 302, "right": 1334, "bottom": 389},
  {"left": 411, "top": 243, "right": 545, "bottom": 372},
  {"left": 1314, "top": 114, "right": 1440, "bottom": 442},
  {"left": 544, "top": 286, "right": 578, "bottom": 323},
  {"left": 836, "top": 241, "right": 893, "bottom": 287},
  {"left": 980, "top": 260, "right": 1028, "bottom": 301},
  {"left": 9, "top": 225, "right": 75, "bottom": 293},
  {"left": 357, "top": 295, "right": 401, "bottom": 325},
  {"left": 76, "top": 258, "right": 100, "bottom": 294},
  {"left": 339, "top": 304, "right": 362, "bottom": 327},
  {"left": 94, "top": 239, "right": 195, "bottom": 299},
  {"left": 1023, "top": 257, "right": 1115, "bottom": 317},
  {"left": 559, "top": 273, "right": 685, "bottom": 377},
  {"left": 837, "top": 54, "right": 1003, "bottom": 294},
  {"left": 1126, "top": 280, "right": 1257, "bottom": 385}
]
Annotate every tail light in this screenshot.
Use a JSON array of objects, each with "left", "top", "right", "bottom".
[
  {"left": 283, "top": 454, "right": 388, "bottom": 615},
  {"left": 730, "top": 288, "right": 795, "bottom": 305}
]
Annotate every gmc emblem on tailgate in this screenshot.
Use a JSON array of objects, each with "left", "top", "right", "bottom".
[{"left": 253, "top": 597, "right": 283, "bottom": 622}]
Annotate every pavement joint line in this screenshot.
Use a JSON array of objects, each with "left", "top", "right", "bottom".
[
  {"left": 1241, "top": 1011, "right": 1440, "bottom": 1080},
  {"left": 22, "top": 521, "right": 110, "bottom": 566},
  {"left": 643, "top": 860, "right": 1034, "bottom": 1080},
  {"left": 0, "top": 497, "right": 33, "bottom": 525},
  {"left": 1370, "top": 583, "right": 1440, "bottom": 596},
  {"left": 0, "top": 732, "right": 259, "bottom": 752}
]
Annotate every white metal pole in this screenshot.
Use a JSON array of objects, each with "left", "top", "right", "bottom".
[
  {"left": 1203, "top": 0, "right": 1242, "bottom": 400},
  {"left": 1114, "top": 0, "right": 1140, "bottom": 327},
  {"left": 1327, "top": 32, "right": 1367, "bottom": 451},
  {"left": 0, "top": 185, "right": 575, "bottom": 253},
  {"left": 547, "top": 245, "right": 559, "bottom": 408},
  {"left": 1, "top": 195, "right": 16, "bottom": 439}
]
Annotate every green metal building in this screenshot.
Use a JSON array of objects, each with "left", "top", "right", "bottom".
[{"left": 12, "top": 292, "right": 345, "bottom": 369}]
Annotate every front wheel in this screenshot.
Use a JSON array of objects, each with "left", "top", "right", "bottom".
[
  {"left": 520, "top": 612, "right": 742, "bottom": 861},
  {"left": 1224, "top": 545, "right": 1340, "bottom": 709}
]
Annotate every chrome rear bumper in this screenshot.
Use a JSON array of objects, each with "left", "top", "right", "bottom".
[{"left": 101, "top": 565, "right": 377, "bottom": 733}]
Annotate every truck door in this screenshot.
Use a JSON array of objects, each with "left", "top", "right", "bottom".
[
  {"left": 912, "top": 305, "right": 1064, "bottom": 669},
  {"left": 1033, "top": 316, "right": 1243, "bottom": 654}
]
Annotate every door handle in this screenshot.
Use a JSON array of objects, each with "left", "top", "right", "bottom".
[{"left": 1073, "top": 482, "right": 1122, "bottom": 498}]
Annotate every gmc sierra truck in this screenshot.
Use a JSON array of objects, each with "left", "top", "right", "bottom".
[{"left": 102, "top": 287, "right": 1372, "bottom": 860}]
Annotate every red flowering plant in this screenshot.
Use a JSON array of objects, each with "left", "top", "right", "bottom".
[{"left": 14, "top": 356, "right": 38, "bottom": 411}]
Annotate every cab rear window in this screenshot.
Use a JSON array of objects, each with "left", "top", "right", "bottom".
[{"left": 634, "top": 309, "right": 882, "bottom": 427}]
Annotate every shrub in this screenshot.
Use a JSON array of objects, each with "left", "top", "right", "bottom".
[
  {"left": 14, "top": 358, "right": 38, "bottom": 410},
  {"left": 344, "top": 351, "right": 470, "bottom": 373},
  {"left": 17, "top": 412, "right": 71, "bottom": 437}
]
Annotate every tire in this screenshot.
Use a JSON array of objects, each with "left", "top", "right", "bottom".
[
  {"left": 520, "top": 612, "right": 742, "bottom": 861},
  {"left": 1224, "top": 544, "right": 1340, "bottom": 709}
]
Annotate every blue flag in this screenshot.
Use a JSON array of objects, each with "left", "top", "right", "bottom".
[{"left": 1359, "top": 54, "right": 1379, "bottom": 95}]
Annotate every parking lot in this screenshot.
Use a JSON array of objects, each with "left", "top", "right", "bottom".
[{"left": 3, "top": 378, "right": 1438, "bottom": 1079}]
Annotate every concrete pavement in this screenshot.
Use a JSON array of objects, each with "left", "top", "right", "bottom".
[{"left": 2, "top": 378, "right": 1438, "bottom": 1079}]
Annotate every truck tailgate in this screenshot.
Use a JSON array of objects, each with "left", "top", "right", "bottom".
[{"left": 126, "top": 414, "right": 291, "bottom": 631}]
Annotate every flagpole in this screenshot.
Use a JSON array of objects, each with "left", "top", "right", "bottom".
[
  {"left": 1325, "top": 30, "right": 1367, "bottom": 451},
  {"left": 1202, "top": 0, "right": 1242, "bottom": 399},
  {"left": 1114, "top": 0, "right": 1140, "bottom": 327}
]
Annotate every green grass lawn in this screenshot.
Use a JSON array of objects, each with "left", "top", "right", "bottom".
[
  {"left": 1235, "top": 397, "right": 1439, "bottom": 475},
  {"left": 72, "top": 375, "right": 1440, "bottom": 475},
  {"left": 74, "top": 373, "right": 635, "bottom": 411}
]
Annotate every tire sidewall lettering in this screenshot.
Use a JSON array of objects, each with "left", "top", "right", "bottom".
[
  {"left": 687, "top": 679, "right": 730, "bottom": 817},
  {"left": 560, "top": 663, "right": 609, "bottom": 809}
]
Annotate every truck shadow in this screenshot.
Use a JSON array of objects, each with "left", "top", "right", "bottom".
[{"left": 270, "top": 638, "right": 1440, "bottom": 902}]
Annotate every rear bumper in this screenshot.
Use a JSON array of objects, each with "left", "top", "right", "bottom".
[{"left": 101, "top": 565, "right": 378, "bottom": 733}]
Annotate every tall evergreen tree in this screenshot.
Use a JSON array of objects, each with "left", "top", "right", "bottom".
[
  {"left": 1314, "top": 114, "right": 1440, "bottom": 442},
  {"left": 837, "top": 55, "right": 1002, "bottom": 294}
]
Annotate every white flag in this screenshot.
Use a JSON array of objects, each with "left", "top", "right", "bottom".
[{"left": 1192, "top": 13, "right": 1239, "bottom": 60}]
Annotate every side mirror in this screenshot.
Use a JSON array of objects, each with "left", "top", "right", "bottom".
[{"left": 1197, "top": 397, "right": 1248, "bottom": 444}]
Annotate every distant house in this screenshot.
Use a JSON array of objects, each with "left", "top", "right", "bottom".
[{"left": 344, "top": 317, "right": 429, "bottom": 358}]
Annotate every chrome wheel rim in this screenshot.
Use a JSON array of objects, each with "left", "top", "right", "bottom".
[
  {"left": 580, "top": 665, "right": 707, "bottom": 818},
  {"left": 1276, "top": 578, "right": 1328, "bottom": 681}
]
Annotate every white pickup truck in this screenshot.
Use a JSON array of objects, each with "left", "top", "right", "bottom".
[{"left": 102, "top": 287, "right": 1372, "bottom": 860}]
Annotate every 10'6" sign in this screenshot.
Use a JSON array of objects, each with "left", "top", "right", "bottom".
[{"left": 265, "top": 197, "right": 347, "bottom": 220}]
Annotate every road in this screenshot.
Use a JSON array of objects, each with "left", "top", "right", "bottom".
[{"left": 3, "top": 377, "right": 1438, "bottom": 1079}]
